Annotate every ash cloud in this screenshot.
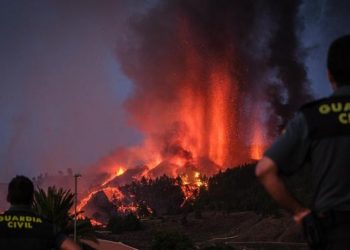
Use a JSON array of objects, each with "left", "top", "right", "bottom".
[{"left": 116, "top": 0, "right": 312, "bottom": 160}]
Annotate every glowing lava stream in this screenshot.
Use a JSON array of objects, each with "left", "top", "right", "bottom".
[
  {"left": 180, "top": 171, "right": 207, "bottom": 207},
  {"left": 78, "top": 168, "right": 207, "bottom": 219},
  {"left": 77, "top": 187, "right": 124, "bottom": 212},
  {"left": 77, "top": 168, "right": 127, "bottom": 218},
  {"left": 101, "top": 167, "right": 126, "bottom": 187}
]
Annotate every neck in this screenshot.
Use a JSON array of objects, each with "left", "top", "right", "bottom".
[{"left": 9, "top": 204, "right": 32, "bottom": 211}]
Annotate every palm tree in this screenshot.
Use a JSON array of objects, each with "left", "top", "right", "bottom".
[
  {"left": 33, "top": 186, "right": 74, "bottom": 229},
  {"left": 33, "top": 186, "right": 98, "bottom": 249}
]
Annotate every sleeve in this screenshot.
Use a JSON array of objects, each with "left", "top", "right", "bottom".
[
  {"left": 52, "top": 224, "right": 68, "bottom": 250},
  {"left": 264, "top": 112, "right": 310, "bottom": 175},
  {"left": 54, "top": 232, "right": 67, "bottom": 250}
]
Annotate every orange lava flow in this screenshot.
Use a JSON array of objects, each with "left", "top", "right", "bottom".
[
  {"left": 101, "top": 166, "right": 126, "bottom": 187},
  {"left": 90, "top": 219, "right": 103, "bottom": 227},
  {"left": 101, "top": 187, "right": 124, "bottom": 201},
  {"left": 117, "top": 204, "right": 138, "bottom": 214},
  {"left": 77, "top": 187, "right": 124, "bottom": 212},
  {"left": 180, "top": 171, "right": 207, "bottom": 203},
  {"left": 77, "top": 190, "right": 100, "bottom": 212}
]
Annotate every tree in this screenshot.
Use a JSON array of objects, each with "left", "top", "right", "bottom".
[
  {"left": 107, "top": 213, "right": 141, "bottom": 234},
  {"left": 33, "top": 186, "right": 98, "bottom": 248},
  {"left": 193, "top": 163, "right": 312, "bottom": 216},
  {"left": 124, "top": 175, "right": 185, "bottom": 216},
  {"left": 195, "top": 164, "right": 278, "bottom": 215},
  {"left": 33, "top": 186, "right": 74, "bottom": 230}
]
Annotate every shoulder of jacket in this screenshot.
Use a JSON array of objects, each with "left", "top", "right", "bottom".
[{"left": 299, "top": 97, "right": 330, "bottom": 111}]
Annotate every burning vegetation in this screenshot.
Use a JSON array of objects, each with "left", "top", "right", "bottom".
[{"left": 77, "top": 0, "right": 312, "bottom": 224}]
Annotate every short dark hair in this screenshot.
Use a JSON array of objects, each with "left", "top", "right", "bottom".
[
  {"left": 7, "top": 176, "right": 34, "bottom": 205},
  {"left": 327, "top": 35, "right": 350, "bottom": 86}
]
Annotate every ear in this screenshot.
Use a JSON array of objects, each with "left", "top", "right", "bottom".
[{"left": 327, "top": 70, "right": 338, "bottom": 90}]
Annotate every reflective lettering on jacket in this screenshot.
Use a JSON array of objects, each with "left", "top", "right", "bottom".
[
  {"left": 318, "top": 102, "right": 350, "bottom": 125},
  {"left": 301, "top": 96, "right": 350, "bottom": 139},
  {"left": 0, "top": 215, "right": 43, "bottom": 230}
]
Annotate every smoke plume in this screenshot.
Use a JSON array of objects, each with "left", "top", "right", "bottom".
[{"left": 114, "top": 0, "right": 312, "bottom": 169}]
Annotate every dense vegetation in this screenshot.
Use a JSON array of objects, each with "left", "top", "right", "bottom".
[
  {"left": 118, "top": 163, "right": 312, "bottom": 218},
  {"left": 195, "top": 163, "right": 312, "bottom": 215},
  {"left": 107, "top": 213, "right": 141, "bottom": 234},
  {"left": 122, "top": 175, "right": 185, "bottom": 216}
]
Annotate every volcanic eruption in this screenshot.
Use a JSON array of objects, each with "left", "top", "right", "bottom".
[{"left": 79, "top": 0, "right": 312, "bottom": 221}]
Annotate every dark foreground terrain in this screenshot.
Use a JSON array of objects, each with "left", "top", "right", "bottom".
[{"left": 98, "top": 211, "right": 308, "bottom": 250}]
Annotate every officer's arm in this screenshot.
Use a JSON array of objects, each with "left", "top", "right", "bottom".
[
  {"left": 60, "top": 238, "right": 81, "bottom": 250},
  {"left": 255, "top": 156, "right": 310, "bottom": 224}
]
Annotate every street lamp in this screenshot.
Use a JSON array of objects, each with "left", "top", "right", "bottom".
[{"left": 74, "top": 174, "right": 82, "bottom": 243}]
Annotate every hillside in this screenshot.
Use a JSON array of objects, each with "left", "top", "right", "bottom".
[{"left": 98, "top": 211, "right": 307, "bottom": 250}]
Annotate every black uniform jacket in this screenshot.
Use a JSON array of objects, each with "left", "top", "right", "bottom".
[{"left": 0, "top": 205, "right": 66, "bottom": 250}]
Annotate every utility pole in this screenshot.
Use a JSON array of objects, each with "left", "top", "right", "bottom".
[{"left": 74, "top": 174, "right": 81, "bottom": 243}]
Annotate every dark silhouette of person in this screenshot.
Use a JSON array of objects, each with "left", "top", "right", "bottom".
[
  {"left": 256, "top": 34, "right": 350, "bottom": 249},
  {"left": 0, "top": 175, "right": 81, "bottom": 250}
]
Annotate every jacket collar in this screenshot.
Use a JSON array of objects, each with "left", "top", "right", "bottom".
[
  {"left": 333, "top": 85, "right": 350, "bottom": 96},
  {"left": 8, "top": 205, "right": 32, "bottom": 212}
]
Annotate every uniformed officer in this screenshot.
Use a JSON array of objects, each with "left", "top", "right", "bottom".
[
  {"left": 256, "top": 34, "right": 350, "bottom": 249},
  {"left": 0, "top": 175, "right": 81, "bottom": 250}
]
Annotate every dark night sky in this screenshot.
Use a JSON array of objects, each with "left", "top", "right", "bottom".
[
  {"left": 0, "top": 0, "right": 349, "bottom": 182},
  {"left": 301, "top": 0, "right": 350, "bottom": 95}
]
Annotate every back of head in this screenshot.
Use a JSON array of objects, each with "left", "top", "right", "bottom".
[
  {"left": 327, "top": 34, "right": 350, "bottom": 86},
  {"left": 7, "top": 176, "right": 34, "bottom": 206}
]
